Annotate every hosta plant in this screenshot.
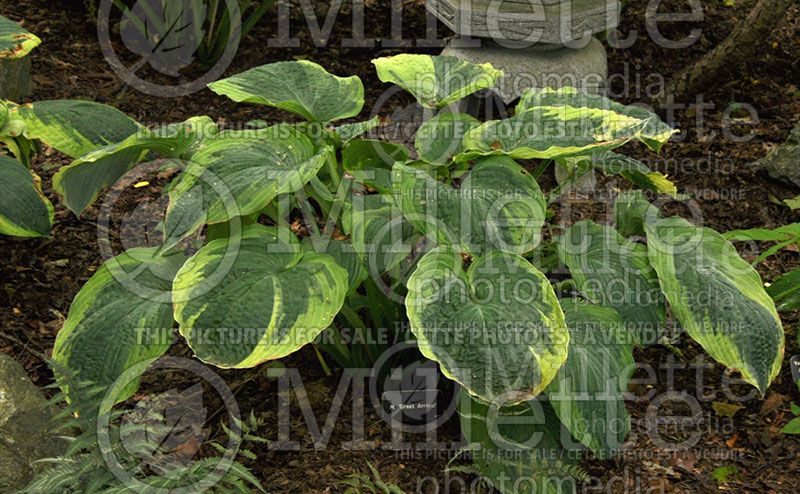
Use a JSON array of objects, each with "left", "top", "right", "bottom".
[
  {"left": 109, "top": 0, "right": 276, "bottom": 70},
  {"left": 50, "top": 54, "right": 786, "bottom": 492},
  {"left": 0, "top": 89, "right": 155, "bottom": 237}
]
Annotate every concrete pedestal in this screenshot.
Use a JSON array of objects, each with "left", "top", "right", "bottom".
[
  {"left": 428, "top": 0, "right": 620, "bottom": 44},
  {"left": 442, "top": 37, "right": 607, "bottom": 102},
  {"left": 429, "top": 0, "right": 618, "bottom": 105}
]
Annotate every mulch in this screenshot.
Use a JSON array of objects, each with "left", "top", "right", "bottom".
[{"left": 1, "top": 0, "right": 799, "bottom": 491}]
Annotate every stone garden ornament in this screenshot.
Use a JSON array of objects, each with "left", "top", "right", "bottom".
[{"left": 428, "top": 0, "right": 621, "bottom": 101}]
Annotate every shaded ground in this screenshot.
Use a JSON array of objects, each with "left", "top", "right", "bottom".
[{"left": 1, "top": 0, "right": 799, "bottom": 492}]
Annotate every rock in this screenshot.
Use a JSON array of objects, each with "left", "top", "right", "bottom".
[
  {"left": 0, "top": 352, "right": 47, "bottom": 424},
  {"left": 0, "top": 57, "right": 33, "bottom": 101},
  {"left": 442, "top": 37, "right": 608, "bottom": 102},
  {"left": 759, "top": 122, "right": 800, "bottom": 188},
  {"left": 0, "top": 353, "right": 64, "bottom": 492},
  {"left": 427, "top": 0, "right": 620, "bottom": 44}
]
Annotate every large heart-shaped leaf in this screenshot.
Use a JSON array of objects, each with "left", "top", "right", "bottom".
[
  {"left": 645, "top": 216, "right": 784, "bottom": 393},
  {"left": 52, "top": 248, "right": 187, "bottom": 403},
  {"left": 207, "top": 60, "right": 364, "bottom": 123},
  {"left": 461, "top": 103, "right": 672, "bottom": 161},
  {"left": 0, "top": 155, "right": 53, "bottom": 237},
  {"left": 545, "top": 300, "right": 634, "bottom": 458},
  {"left": 559, "top": 221, "right": 665, "bottom": 346},
  {"left": 406, "top": 249, "right": 569, "bottom": 402},
  {"left": 18, "top": 100, "right": 140, "bottom": 158},
  {"left": 372, "top": 54, "right": 502, "bottom": 109},
  {"left": 0, "top": 14, "right": 41, "bottom": 59},
  {"left": 54, "top": 116, "right": 217, "bottom": 215},
  {"left": 173, "top": 224, "right": 348, "bottom": 368},
  {"left": 163, "top": 127, "right": 329, "bottom": 248},
  {"left": 414, "top": 112, "right": 480, "bottom": 165},
  {"left": 393, "top": 156, "right": 546, "bottom": 254},
  {"left": 517, "top": 87, "right": 676, "bottom": 152}
]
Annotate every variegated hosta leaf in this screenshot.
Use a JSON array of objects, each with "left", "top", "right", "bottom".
[
  {"left": 459, "top": 393, "right": 580, "bottom": 494},
  {"left": 414, "top": 112, "right": 480, "bottom": 165},
  {"left": 207, "top": 60, "right": 364, "bottom": 123},
  {"left": 559, "top": 220, "right": 665, "bottom": 346},
  {"left": 393, "top": 156, "right": 546, "bottom": 255},
  {"left": 333, "top": 116, "right": 381, "bottom": 143},
  {"left": 588, "top": 151, "right": 677, "bottom": 196},
  {"left": 173, "top": 225, "right": 348, "bottom": 368},
  {"left": 406, "top": 248, "right": 570, "bottom": 402},
  {"left": 0, "top": 14, "right": 41, "bottom": 59},
  {"left": 302, "top": 236, "right": 367, "bottom": 294},
  {"left": 52, "top": 248, "right": 187, "bottom": 403},
  {"left": 545, "top": 300, "right": 634, "bottom": 458},
  {"left": 372, "top": 54, "right": 503, "bottom": 109},
  {"left": 0, "top": 155, "right": 53, "bottom": 237},
  {"left": 54, "top": 116, "right": 218, "bottom": 215},
  {"left": 461, "top": 103, "right": 671, "bottom": 161},
  {"left": 517, "top": 87, "right": 676, "bottom": 152},
  {"left": 645, "top": 216, "right": 784, "bottom": 393},
  {"left": 614, "top": 190, "right": 661, "bottom": 238},
  {"left": 17, "top": 100, "right": 140, "bottom": 158},
  {"left": 163, "top": 127, "right": 329, "bottom": 248}
]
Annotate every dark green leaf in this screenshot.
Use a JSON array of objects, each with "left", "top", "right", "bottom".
[
  {"left": 52, "top": 248, "right": 186, "bottom": 403},
  {"left": 558, "top": 221, "right": 666, "bottom": 346},
  {"left": 393, "top": 156, "right": 546, "bottom": 255},
  {"left": 545, "top": 300, "right": 634, "bottom": 458},
  {"left": 0, "top": 155, "right": 53, "bottom": 237}
]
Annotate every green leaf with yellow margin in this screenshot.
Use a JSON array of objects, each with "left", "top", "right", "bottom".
[
  {"left": 173, "top": 224, "right": 348, "bottom": 368},
  {"left": 372, "top": 54, "right": 502, "bottom": 109},
  {"left": 405, "top": 248, "right": 569, "bottom": 402},
  {"left": 0, "top": 14, "right": 41, "bottom": 59},
  {"left": 645, "top": 216, "right": 784, "bottom": 393}
]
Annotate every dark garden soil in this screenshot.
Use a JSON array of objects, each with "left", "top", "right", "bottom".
[{"left": 1, "top": 0, "right": 800, "bottom": 492}]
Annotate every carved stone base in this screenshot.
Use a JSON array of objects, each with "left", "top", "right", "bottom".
[
  {"left": 0, "top": 57, "right": 33, "bottom": 101},
  {"left": 427, "top": 0, "right": 620, "bottom": 45},
  {"left": 442, "top": 37, "right": 608, "bottom": 102}
]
